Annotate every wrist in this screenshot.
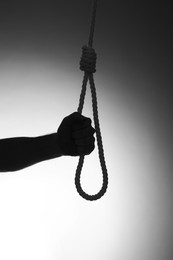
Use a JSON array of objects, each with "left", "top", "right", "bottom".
[
  {"left": 48, "top": 133, "right": 63, "bottom": 158},
  {"left": 35, "top": 133, "right": 63, "bottom": 160}
]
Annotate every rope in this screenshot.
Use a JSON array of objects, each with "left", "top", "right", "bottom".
[{"left": 75, "top": 0, "right": 108, "bottom": 201}]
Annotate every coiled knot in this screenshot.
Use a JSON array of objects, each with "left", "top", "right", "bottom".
[{"left": 80, "top": 45, "right": 97, "bottom": 73}]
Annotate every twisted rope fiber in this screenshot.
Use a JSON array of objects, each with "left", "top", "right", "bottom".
[{"left": 75, "top": 0, "right": 108, "bottom": 201}]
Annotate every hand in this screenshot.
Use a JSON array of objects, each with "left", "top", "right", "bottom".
[{"left": 57, "top": 112, "right": 96, "bottom": 156}]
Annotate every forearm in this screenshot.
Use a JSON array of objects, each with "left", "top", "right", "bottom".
[{"left": 0, "top": 133, "right": 62, "bottom": 172}]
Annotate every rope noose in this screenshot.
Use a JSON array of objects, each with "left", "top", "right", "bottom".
[{"left": 75, "top": 0, "right": 108, "bottom": 201}]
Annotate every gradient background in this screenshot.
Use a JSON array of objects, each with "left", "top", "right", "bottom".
[{"left": 0, "top": 1, "right": 172, "bottom": 260}]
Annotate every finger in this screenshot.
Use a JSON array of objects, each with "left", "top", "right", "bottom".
[
  {"left": 77, "top": 143, "right": 95, "bottom": 155},
  {"left": 72, "top": 126, "right": 95, "bottom": 139},
  {"left": 72, "top": 118, "right": 92, "bottom": 131},
  {"left": 74, "top": 136, "right": 95, "bottom": 146}
]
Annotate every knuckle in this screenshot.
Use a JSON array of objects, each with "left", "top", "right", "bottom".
[
  {"left": 89, "top": 126, "right": 95, "bottom": 136},
  {"left": 88, "top": 146, "right": 95, "bottom": 155},
  {"left": 85, "top": 117, "right": 92, "bottom": 126},
  {"left": 92, "top": 127, "right": 96, "bottom": 133},
  {"left": 77, "top": 142, "right": 95, "bottom": 155},
  {"left": 91, "top": 136, "right": 95, "bottom": 145},
  {"left": 88, "top": 136, "right": 95, "bottom": 145},
  {"left": 77, "top": 147, "right": 85, "bottom": 155},
  {"left": 88, "top": 118, "right": 92, "bottom": 124},
  {"left": 87, "top": 142, "right": 95, "bottom": 155}
]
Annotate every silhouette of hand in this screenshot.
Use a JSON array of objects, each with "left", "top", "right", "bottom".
[{"left": 57, "top": 112, "right": 96, "bottom": 156}]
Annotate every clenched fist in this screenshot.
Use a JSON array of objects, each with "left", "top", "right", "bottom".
[{"left": 57, "top": 112, "right": 96, "bottom": 156}]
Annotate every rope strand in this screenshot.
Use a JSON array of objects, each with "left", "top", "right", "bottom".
[
  {"left": 88, "top": 0, "right": 98, "bottom": 47},
  {"left": 75, "top": 0, "right": 108, "bottom": 201},
  {"left": 77, "top": 72, "right": 88, "bottom": 114}
]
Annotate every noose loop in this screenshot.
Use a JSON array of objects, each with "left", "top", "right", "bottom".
[{"left": 75, "top": 0, "right": 108, "bottom": 201}]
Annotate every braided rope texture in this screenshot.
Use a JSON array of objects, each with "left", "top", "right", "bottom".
[
  {"left": 76, "top": 71, "right": 108, "bottom": 201},
  {"left": 75, "top": 0, "right": 108, "bottom": 201},
  {"left": 75, "top": 37, "right": 108, "bottom": 200}
]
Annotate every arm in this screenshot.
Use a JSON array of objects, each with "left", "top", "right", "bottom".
[
  {"left": 0, "top": 112, "right": 95, "bottom": 172},
  {"left": 0, "top": 134, "right": 62, "bottom": 172}
]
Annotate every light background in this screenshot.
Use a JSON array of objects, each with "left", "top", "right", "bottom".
[{"left": 0, "top": 1, "right": 172, "bottom": 260}]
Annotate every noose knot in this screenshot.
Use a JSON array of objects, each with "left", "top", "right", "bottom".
[{"left": 80, "top": 45, "right": 97, "bottom": 73}]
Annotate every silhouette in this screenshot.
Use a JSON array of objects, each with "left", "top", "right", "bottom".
[{"left": 0, "top": 112, "right": 95, "bottom": 172}]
